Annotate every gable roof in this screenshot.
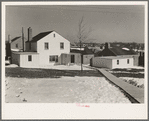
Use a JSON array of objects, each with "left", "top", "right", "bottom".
[
  {"left": 110, "top": 47, "right": 137, "bottom": 55},
  {"left": 11, "top": 36, "right": 21, "bottom": 42},
  {"left": 83, "top": 46, "right": 95, "bottom": 55},
  {"left": 96, "top": 46, "right": 138, "bottom": 57},
  {"left": 30, "top": 31, "right": 53, "bottom": 42}
]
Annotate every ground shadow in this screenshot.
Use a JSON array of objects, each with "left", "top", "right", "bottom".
[
  {"left": 111, "top": 72, "right": 144, "bottom": 78},
  {"left": 5, "top": 67, "right": 103, "bottom": 78}
]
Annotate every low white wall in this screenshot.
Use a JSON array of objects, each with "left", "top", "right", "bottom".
[
  {"left": 92, "top": 57, "right": 112, "bottom": 69},
  {"left": 112, "top": 58, "right": 133, "bottom": 69},
  {"left": 20, "top": 54, "right": 39, "bottom": 67}
]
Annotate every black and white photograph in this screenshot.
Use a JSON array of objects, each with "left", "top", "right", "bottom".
[{"left": 2, "top": 1, "right": 148, "bottom": 119}]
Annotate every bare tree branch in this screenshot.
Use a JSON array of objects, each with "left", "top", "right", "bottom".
[{"left": 77, "top": 16, "right": 93, "bottom": 43}]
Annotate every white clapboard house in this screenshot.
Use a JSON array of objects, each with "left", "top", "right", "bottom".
[
  {"left": 91, "top": 43, "right": 139, "bottom": 69},
  {"left": 12, "top": 27, "right": 70, "bottom": 67}
]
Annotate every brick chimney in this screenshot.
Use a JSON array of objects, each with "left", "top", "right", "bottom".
[
  {"left": 105, "top": 42, "right": 110, "bottom": 49},
  {"left": 28, "top": 27, "right": 32, "bottom": 41}
]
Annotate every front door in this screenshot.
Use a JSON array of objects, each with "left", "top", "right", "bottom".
[{"left": 71, "top": 55, "right": 75, "bottom": 63}]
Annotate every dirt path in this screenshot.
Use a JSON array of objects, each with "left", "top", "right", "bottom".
[{"left": 5, "top": 76, "right": 131, "bottom": 103}]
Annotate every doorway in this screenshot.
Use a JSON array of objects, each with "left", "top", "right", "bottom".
[{"left": 71, "top": 55, "right": 75, "bottom": 63}]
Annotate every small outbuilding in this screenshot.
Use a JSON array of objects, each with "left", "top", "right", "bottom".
[
  {"left": 95, "top": 43, "right": 139, "bottom": 66},
  {"left": 61, "top": 53, "right": 81, "bottom": 65},
  {"left": 91, "top": 56, "right": 134, "bottom": 69},
  {"left": 12, "top": 52, "right": 39, "bottom": 67}
]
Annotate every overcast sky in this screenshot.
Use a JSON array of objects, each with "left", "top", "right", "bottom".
[{"left": 6, "top": 5, "right": 145, "bottom": 44}]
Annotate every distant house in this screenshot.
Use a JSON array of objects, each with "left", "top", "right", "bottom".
[
  {"left": 91, "top": 43, "right": 139, "bottom": 69},
  {"left": 10, "top": 36, "right": 23, "bottom": 51},
  {"left": 12, "top": 28, "right": 70, "bottom": 67}
]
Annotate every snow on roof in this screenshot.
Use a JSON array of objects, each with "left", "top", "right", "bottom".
[
  {"left": 97, "top": 56, "right": 133, "bottom": 59},
  {"left": 122, "top": 48, "right": 130, "bottom": 51}
]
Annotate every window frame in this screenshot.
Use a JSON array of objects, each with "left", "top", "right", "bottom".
[
  {"left": 49, "top": 55, "right": 58, "bottom": 62},
  {"left": 16, "top": 44, "right": 18, "bottom": 48},
  {"left": 127, "top": 59, "right": 129, "bottom": 64},
  {"left": 60, "top": 42, "right": 64, "bottom": 49},
  {"left": 28, "top": 55, "right": 32, "bottom": 61},
  {"left": 44, "top": 42, "right": 49, "bottom": 50},
  {"left": 117, "top": 60, "right": 119, "bottom": 65}
]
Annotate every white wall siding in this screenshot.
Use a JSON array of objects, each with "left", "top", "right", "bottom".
[
  {"left": 112, "top": 58, "right": 133, "bottom": 69},
  {"left": 92, "top": 57, "right": 112, "bottom": 69},
  {"left": 20, "top": 54, "right": 39, "bottom": 67},
  {"left": 37, "top": 31, "right": 70, "bottom": 66},
  {"left": 92, "top": 57, "right": 134, "bottom": 69}
]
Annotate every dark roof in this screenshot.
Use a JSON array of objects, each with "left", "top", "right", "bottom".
[
  {"left": 11, "top": 36, "right": 21, "bottom": 42},
  {"left": 83, "top": 47, "right": 95, "bottom": 55},
  {"left": 70, "top": 49, "right": 83, "bottom": 54},
  {"left": 30, "top": 31, "right": 53, "bottom": 42},
  {"left": 110, "top": 47, "right": 137, "bottom": 55},
  {"left": 96, "top": 46, "right": 138, "bottom": 57}
]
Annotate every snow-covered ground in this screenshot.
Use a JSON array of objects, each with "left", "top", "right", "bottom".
[
  {"left": 109, "top": 71, "right": 144, "bottom": 74},
  {"left": 39, "top": 64, "right": 93, "bottom": 70},
  {"left": 5, "top": 76, "right": 131, "bottom": 103},
  {"left": 5, "top": 63, "right": 92, "bottom": 70},
  {"left": 108, "top": 67, "right": 144, "bottom": 88},
  {"left": 119, "top": 77, "right": 144, "bottom": 88},
  {"left": 5, "top": 64, "right": 18, "bottom": 68}
]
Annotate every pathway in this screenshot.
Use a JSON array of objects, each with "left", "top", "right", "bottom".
[{"left": 83, "top": 65, "right": 144, "bottom": 103}]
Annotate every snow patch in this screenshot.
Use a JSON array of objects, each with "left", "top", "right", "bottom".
[{"left": 122, "top": 47, "right": 130, "bottom": 51}]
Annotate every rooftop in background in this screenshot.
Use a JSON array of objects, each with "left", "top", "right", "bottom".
[
  {"left": 110, "top": 46, "right": 138, "bottom": 55},
  {"left": 11, "top": 36, "right": 21, "bottom": 42}
]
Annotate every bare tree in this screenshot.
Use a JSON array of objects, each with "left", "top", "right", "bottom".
[
  {"left": 77, "top": 16, "right": 93, "bottom": 71},
  {"left": 77, "top": 16, "right": 93, "bottom": 43}
]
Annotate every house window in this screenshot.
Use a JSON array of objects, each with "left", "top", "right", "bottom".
[
  {"left": 127, "top": 59, "right": 129, "bottom": 64},
  {"left": 28, "top": 55, "right": 32, "bottom": 61},
  {"left": 49, "top": 55, "right": 58, "bottom": 62},
  {"left": 45, "top": 42, "right": 49, "bottom": 50},
  {"left": 117, "top": 60, "right": 119, "bottom": 65},
  {"left": 60, "top": 42, "right": 64, "bottom": 49},
  {"left": 53, "top": 34, "right": 55, "bottom": 37},
  {"left": 16, "top": 44, "right": 18, "bottom": 48}
]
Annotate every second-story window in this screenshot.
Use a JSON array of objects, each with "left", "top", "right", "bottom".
[
  {"left": 60, "top": 42, "right": 64, "bottom": 49},
  {"left": 45, "top": 42, "right": 49, "bottom": 50},
  {"left": 16, "top": 44, "right": 18, "bottom": 48},
  {"left": 117, "top": 60, "right": 119, "bottom": 65},
  {"left": 53, "top": 34, "right": 55, "bottom": 38},
  {"left": 127, "top": 59, "right": 129, "bottom": 64}
]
